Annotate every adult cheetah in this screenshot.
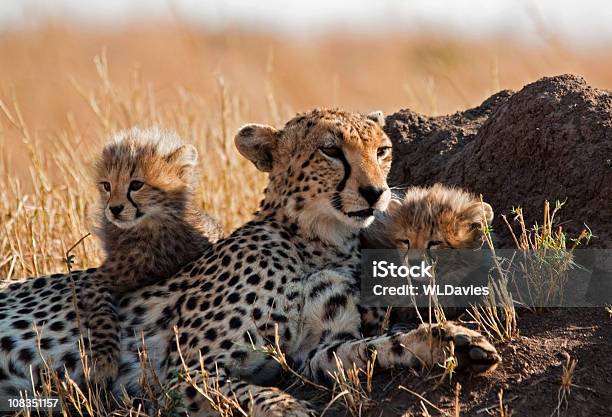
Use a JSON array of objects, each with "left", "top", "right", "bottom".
[{"left": 0, "top": 109, "right": 500, "bottom": 416}]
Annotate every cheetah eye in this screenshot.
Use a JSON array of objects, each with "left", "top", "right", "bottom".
[
  {"left": 399, "top": 239, "right": 410, "bottom": 248},
  {"left": 129, "top": 180, "right": 144, "bottom": 191},
  {"left": 428, "top": 240, "right": 443, "bottom": 249},
  {"left": 377, "top": 146, "right": 391, "bottom": 159},
  {"left": 100, "top": 182, "right": 111, "bottom": 192},
  {"left": 319, "top": 146, "right": 342, "bottom": 159}
]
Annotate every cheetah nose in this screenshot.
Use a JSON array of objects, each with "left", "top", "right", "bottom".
[
  {"left": 359, "top": 186, "right": 385, "bottom": 206},
  {"left": 110, "top": 205, "right": 124, "bottom": 216}
]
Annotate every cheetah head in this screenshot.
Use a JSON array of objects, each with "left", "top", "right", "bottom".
[
  {"left": 361, "top": 184, "right": 495, "bottom": 300},
  {"left": 235, "top": 109, "right": 392, "bottom": 245},
  {"left": 362, "top": 184, "right": 494, "bottom": 251},
  {"left": 96, "top": 128, "right": 198, "bottom": 230}
]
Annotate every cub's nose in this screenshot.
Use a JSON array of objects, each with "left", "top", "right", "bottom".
[
  {"left": 110, "top": 205, "right": 124, "bottom": 216},
  {"left": 359, "top": 186, "right": 385, "bottom": 206}
]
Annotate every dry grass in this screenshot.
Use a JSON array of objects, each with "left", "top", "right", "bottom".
[
  {"left": 467, "top": 199, "right": 518, "bottom": 343},
  {"left": 453, "top": 382, "right": 461, "bottom": 417},
  {"left": 1, "top": 22, "right": 610, "bottom": 416},
  {"left": 2, "top": 23, "right": 611, "bottom": 279},
  {"left": 327, "top": 350, "right": 377, "bottom": 417},
  {"left": 496, "top": 389, "right": 513, "bottom": 417},
  {"left": 0, "top": 40, "right": 267, "bottom": 280},
  {"left": 468, "top": 199, "right": 592, "bottom": 341},
  {"left": 503, "top": 201, "right": 591, "bottom": 311},
  {"left": 550, "top": 353, "right": 577, "bottom": 417}
]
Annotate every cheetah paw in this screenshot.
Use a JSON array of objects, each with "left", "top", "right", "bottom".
[{"left": 431, "top": 322, "right": 501, "bottom": 374}]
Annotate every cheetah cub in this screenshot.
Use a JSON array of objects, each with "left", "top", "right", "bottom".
[
  {"left": 82, "top": 127, "right": 223, "bottom": 383},
  {"left": 362, "top": 183, "right": 493, "bottom": 250},
  {"left": 360, "top": 183, "right": 494, "bottom": 334}
]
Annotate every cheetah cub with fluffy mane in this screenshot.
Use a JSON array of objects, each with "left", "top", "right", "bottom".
[
  {"left": 360, "top": 183, "right": 493, "bottom": 334},
  {"left": 363, "top": 183, "right": 493, "bottom": 250},
  {"left": 83, "top": 128, "right": 223, "bottom": 382}
]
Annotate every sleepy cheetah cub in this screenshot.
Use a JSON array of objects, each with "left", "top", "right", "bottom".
[
  {"left": 360, "top": 183, "right": 493, "bottom": 334},
  {"left": 83, "top": 128, "right": 223, "bottom": 382},
  {"left": 362, "top": 183, "right": 493, "bottom": 250}
]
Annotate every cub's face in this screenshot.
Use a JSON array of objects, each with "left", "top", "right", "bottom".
[
  {"left": 98, "top": 171, "right": 146, "bottom": 229},
  {"left": 235, "top": 109, "right": 392, "bottom": 232},
  {"left": 362, "top": 185, "right": 494, "bottom": 251},
  {"left": 96, "top": 139, "right": 197, "bottom": 229}
]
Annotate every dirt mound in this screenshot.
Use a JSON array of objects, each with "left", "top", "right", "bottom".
[
  {"left": 385, "top": 75, "right": 612, "bottom": 248},
  {"left": 294, "top": 308, "right": 612, "bottom": 417}
]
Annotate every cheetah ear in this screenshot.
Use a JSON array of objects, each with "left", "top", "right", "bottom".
[
  {"left": 360, "top": 210, "right": 397, "bottom": 249},
  {"left": 165, "top": 144, "right": 198, "bottom": 181},
  {"left": 171, "top": 144, "right": 198, "bottom": 166},
  {"left": 165, "top": 144, "right": 198, "bottom": 167},
  {"left": 462, "top": 201, "right": 494, "bottom": 229},
  {"left": 367, "top": 111, "right": 385, "bottom": 128},
  {"left": 385, "top": 198, "right": 403, "bottom": 214},
  {"left": 234, "top": 124, "right": 280, "bottom": 172}
]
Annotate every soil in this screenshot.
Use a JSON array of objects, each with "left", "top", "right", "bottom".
[
  {"left": 384, "top": 74, "right": 612, "bottom": 249},
  {"left": 292, "top": 308, "right": 612, "bottom": 417}
]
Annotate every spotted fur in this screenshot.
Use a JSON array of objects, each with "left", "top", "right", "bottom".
[{"left": 0, "top": 112, "right": 499, "bottom": 417}]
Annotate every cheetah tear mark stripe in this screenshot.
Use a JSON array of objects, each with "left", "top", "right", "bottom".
[
  {"left": 126, "top": 190, "right": 144, "bottom": 218},
  {"left": 331, "top": 150, "right": 351, "bottom": 211},
  {"left": 127, "top": 162, "right": 146, "bottom": 217}
]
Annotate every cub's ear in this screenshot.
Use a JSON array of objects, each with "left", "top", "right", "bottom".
[
  {"left": 166, "top": 144, "right": 198, "bottom": 181},
  {"left": 360, "top": 208, "right": 397, "bottom": 249},
  {"left": 386, "top": 198, "right": 403, "bottom": 214},
  {"left": 168, "top": 144, "right": 198, "bottom": 166},
  {"left": 463, "top": 201, "right": 494, "bottom": 229},
  {"left": 234, "top": 124, "right": 280, "bottom": 172},
  {"left": 366, "top": 110, "right": 385, "bottom": 128}
]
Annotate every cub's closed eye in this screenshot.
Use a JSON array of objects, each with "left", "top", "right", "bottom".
[
  {"left": 129, "top": 180, "right": 144, "bottom": 191},
  {"left": 377, "top": 146, "right": 391, "bottom": 159},
  {"left": 399, "top": 239, "right": 410, "bottom": 248},
  {"left": 319, "top": 146, "right": 342, "bottom": 159},
  {"left": 427, "top": 240, "right": 443, "bottom": 249},
  {"left": 100, "top": 182, "right": 111, "bottom": 192}
]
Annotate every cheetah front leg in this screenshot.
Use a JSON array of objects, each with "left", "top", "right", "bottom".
[
  {"left": 303, "top": 322, "right": 501, "bottom": 384},
  {"left": 78, "top": 280, "right": 121, "bottom": 384},
  {"left": 298, "top": 270, "right": 500, "bottom": 384},
  {"left": 359, "top": 305, "right": 447, "bottom": 336}
]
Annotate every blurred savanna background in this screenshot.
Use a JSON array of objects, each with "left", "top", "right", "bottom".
[{"left": 1, "top": 0, "right": 612, "bottom": 279}]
